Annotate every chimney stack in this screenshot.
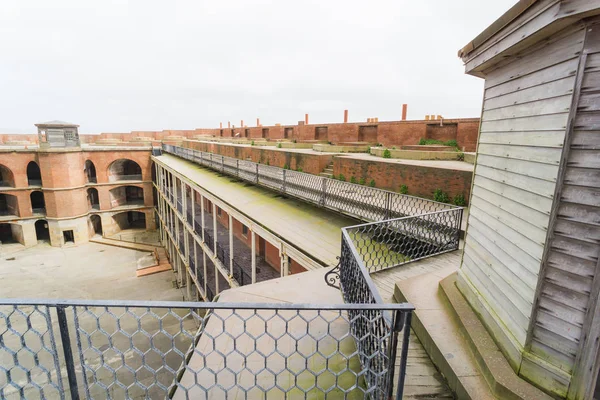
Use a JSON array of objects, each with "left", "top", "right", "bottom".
[
  {"left": 257, "top": 118, "right": 260, "bottom": 127},
  {"left": 220, "top": 122, "right": 223, "bottom": 129},
  {"left": 228, "top": 121, "right": 231, "bottom": 128},
  {"left": 401, "top": 104, "right": 407, "bottom": 121},
  {"left": 305, "top": 113, "right": 309, "bottom": 124},
  {"left": 344, "top": 109, "right": 348, "bottom": 123},
  {"left": 241, "top": 120, "right": 244, "bottom": 128}
]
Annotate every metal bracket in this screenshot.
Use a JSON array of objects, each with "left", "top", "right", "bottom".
[{"left": 324, "top": 257, "right": 341, "bottom": 289}]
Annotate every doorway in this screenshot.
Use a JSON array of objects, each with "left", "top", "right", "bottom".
[
  {"left": 90, "top": 215, "right": 102, "bottom": 236},
  {"left": 35, "top": 220, "right": 50, "bottom": 242},
  {"left": 63, "top": 230, "right": 74, "bottom": 244}
]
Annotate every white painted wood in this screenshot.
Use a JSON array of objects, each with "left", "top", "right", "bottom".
[
  {"left": 484, "top": 59, "right": 578, "bottom": 99},
  {"left": 478, "top": 130, "right": 565, "bottom": 148},
  {"left": 474, "top": 175, "right": 554, "bottom": 214},
  {"left": 476, "top": 165, "right": 556, "bottom": 198},
  {"left": 483, "top": 26, "right": 584, "bottom": 88},
  {"left": 484, "top": 80, "right": 574, "bottom": 111},
  {"left": 465, "top": 1, "right": 562, "bottom": 72},
  {"left": 480, "top": 113, "right": 569, "bottom": 133},
  {"left": 476, "top": 154, "right": 559, "bottom": 182},
  {"left": 471, "top": 186, "right": 550, "bottom": 230},
  {"left": 467, "top": 215, "right": 542, "bottom": 276}
]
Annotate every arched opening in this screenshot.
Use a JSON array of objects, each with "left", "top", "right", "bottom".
[
  {"left": 0, "top": 193, "right": 19, "bottom": 217},
  {"left": 35, "top": 219, "right": 50, "bottom": 242},
  {"left": 107, "top": 159, "right": 142, "bottom": 182},
  {"left": 30, "top": 191, "right": 45, "bottom": 214},
  {"left": 89, "top": 214, "right": 102, "bottom": 237},
  {"left": 113, "top": 211, "right": 146, "bottom": 231},
  {"left": 26, "top": 161, "right": 42, "bottom": 186},
  {"left": 0, "top": 164, "right": 15, "bottom": 188},
  {"left": 87, "top": 187, "right": 100, "bottom": 210},
  {"left": 0, "top": 223, "right": 22, "bottom": 245},
  {"left": 109, "top": 186, "right": 144, "bottom": 208},
  {"left": 85, "top": 160, "right": 97, "bottom": 183}
]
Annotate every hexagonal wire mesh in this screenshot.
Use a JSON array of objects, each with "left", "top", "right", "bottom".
[
  {"left": 0, "top": 300, "right": 412, "bottom": 400},
  {"left": 161, "top": 144, "right": 462, "bottom": 226}
]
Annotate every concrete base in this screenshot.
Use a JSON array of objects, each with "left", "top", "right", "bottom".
[
  {"left": 394, "top": 268, "right": 552, "bottom": 400},
  {"left": 371, "top": 147, "right": 462, "bottom": 160},
  {"left": 464, "top": 152, "right": 476, "bottom": 164},
  {"left": 313, "top": 144, "right": 370, "bottom": 153}
]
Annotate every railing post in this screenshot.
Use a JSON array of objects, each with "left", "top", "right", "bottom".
[
  {"left": 56, "top": 306, "right": 80, "bottom": 400},
  {"left": 256, "top": 164, "right": 259, "bottom": 184},
  {"left": 395, "top": 311, "right": 412, "bottom": 400},
  {"left": 320, "top": 177, "right": 327, "bottom": 206},
  {"left": 236, "top": 160, "right": 239, "bottom": 177},
  {"left": 221, "top": 156, "right": 225, "bottom": 173},
  {"left": 282, "top": 169, "right": 286, "bottom": 193},
  {"left": 385, "top": 192, "right": 391, "bottom": 220}
]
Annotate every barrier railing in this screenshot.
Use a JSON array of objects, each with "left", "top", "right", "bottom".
[
  {"left": 0, "top": 299, "right": 413, "bottom": 399},
  {"left": 161, "top": 144, "right": 459, "bottom": 222}
]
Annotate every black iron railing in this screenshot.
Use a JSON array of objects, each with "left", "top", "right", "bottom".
[
  {"left": 0, "top": 299, "right": 413, "bottom": 400},
  {"left": 161, "top": 144, "right": 460, "bottom": 223}
]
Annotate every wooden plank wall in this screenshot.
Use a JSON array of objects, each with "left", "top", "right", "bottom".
[
  {"left": 458, "top": 24, "right": 586, "bottom": 367},
  {"left": 527, "top": 22, "right": 600, "bottom": 398}
]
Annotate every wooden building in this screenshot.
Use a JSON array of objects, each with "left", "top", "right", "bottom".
[{"left": 457, "top": 1, "right": 600, "bottom": 398}]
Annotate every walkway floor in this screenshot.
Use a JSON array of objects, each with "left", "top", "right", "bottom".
[
  {"left": 370, "top": 251, "right": 461, "bottom": 399},
  {"left": 155, "top": 153, "right": 358, "bottom": 267}
]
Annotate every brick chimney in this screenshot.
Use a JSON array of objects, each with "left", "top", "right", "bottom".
[
  {"left": 344, "top": 109, "right": 348, "bottom": 123},
  {"left": 305, "top": 113, "right": 309, "bottom": 124},
  {"left": 402, "top": 104, "right": 407, "bottom": 121}
]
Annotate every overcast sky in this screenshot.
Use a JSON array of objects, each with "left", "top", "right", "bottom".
[{"left": 0, "top": 0, "right": 516, "bottom": 134}]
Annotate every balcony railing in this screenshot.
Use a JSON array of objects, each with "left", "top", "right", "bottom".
[
  {"left": 108, "top": 174, "right": 143, "bottom": 183},
  {"left": 0, "top": 299, "right": 412, "bottom": 399},
  {"left": 161, "top": 144, "right": 463, "bottom": 273},
  {"left": 161, "top": 144, "right": 460, "bottom": 224}
]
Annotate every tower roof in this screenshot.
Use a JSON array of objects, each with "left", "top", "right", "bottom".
[{"left": 35, "top": 120, "right": 79, "bottom": 128}]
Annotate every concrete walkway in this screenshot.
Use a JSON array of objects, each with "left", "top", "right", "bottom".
[
  {"left": 370, "top": 251, "right": 461, "bottom": 399},
  {"left": 155, "top": 154, "right": 358, "bottom": 267}
]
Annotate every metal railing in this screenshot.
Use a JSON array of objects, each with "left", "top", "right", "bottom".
[
  {"left": 0, "top": 299, "right": 412, "bottom": 400},
  {"left": 107, "top": 174, "right": 143, "bottom": 183},
  {"left": 161, "top": 144, "right": 459, "bottom": 223}
]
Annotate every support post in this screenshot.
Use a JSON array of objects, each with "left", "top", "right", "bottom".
[
  {"left": 200, "top": 195, "right": 205, "bottom": 241},
  {"left": 251, "top": 230, "right": 257, "bottom": 284},
  {"left": 228, "top": 214, "right": 234, "bottom": 276},
  {"left": 212, "top": 202, "right": 218, "bottom": 253},
  {"left": 202, "top": 251, "right": 207, "bottom": 295},
  {"left": 56, "top": 306, "right": 80, "bottom": 400},
  {"left": 280, "top": 245, "right": 289, "bottom": 277}
]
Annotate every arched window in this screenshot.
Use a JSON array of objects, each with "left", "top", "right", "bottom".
[
  {"left": 85, "top": 160, "right": 97, "bottom": 183},
  {"left": 0, "top": 164, "right": 15, "bottom": 188},
  {"left": 112, "top": 211, "right": 146, "bottom": 231},
  {"left": 27, "top": 161, "right": 42, "bottom": 186},
  {"left": 109, "top": 186, "right": 144, "bottom": 208},
  {"left": 0, "top": 193, "right": 19, "bottom": 217},
  {"left": 107, "top": 159, "right": 142, "bottom": 182},
  {"left": 35, "top": 219, "right": 50, "bottom": 242},
  {"left": 87, "top": 188, "right": 100, "bottom": 210},
  {"left": 30, "top": 191, "right": 45, "bottom": 214}
]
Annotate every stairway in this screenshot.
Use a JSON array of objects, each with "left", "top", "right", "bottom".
[
  {"left": 89, "top": 236, "right": 172, "bottom": 277},
  {"left": 319, "top": 162, "right": 334, "bottom": 178}
]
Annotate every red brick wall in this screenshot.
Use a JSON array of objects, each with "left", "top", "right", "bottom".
[
  {"left": 183, "top": 141, "right": 333, "bottom": 175},
  {"left": 333, "top": 157, "right": 472, "bottom": 204}
]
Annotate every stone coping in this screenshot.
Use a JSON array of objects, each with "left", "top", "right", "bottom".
[
  {"left": 394, "top": 268, "right": 552, "bottom": 400},
  {"left": 370, "top": 147, "right": 462, "bottom": 161}
]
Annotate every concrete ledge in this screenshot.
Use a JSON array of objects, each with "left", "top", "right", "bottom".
[
  {"left": 439, "top": 273, "right": 552, "bottom": 400},
  {"left": 313, "top": 144, "right": 370, "bottom": 153},
  {"left": 370, "top": 147, "right": 461, "bottom": 160},
  {"left": 401, "top": 145, "right": 456, "bottom": 152},
  {"left": 394, "top": 265, "right": 493, "bottom": 400},
  {"left": 464, "top": 152, "right": 476, "bottom": 164}
]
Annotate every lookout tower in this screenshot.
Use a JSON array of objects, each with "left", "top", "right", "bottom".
[{"left": 35, "top": 120, "right": 80, "bottom": 148}]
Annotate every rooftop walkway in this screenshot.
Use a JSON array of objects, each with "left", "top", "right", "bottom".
[{"left": 155, "top": 153, "right": 358, "bottom": 267}]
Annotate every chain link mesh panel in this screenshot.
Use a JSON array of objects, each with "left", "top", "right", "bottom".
[{"left": 0, "top": 301, "right": 412, "bottom": 400}]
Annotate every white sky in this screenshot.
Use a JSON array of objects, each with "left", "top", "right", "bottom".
[{"left": 0, "top": 0, "right": 516, "bottom": 134}]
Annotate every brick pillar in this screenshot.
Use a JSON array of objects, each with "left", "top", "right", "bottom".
[
  {"left": 305, "top": 114, "right": 309, "bottom": 124},
  {"left": 219, "top": 122, "right": 222, "bottom": 129},
  {"left": 256, "top": 118, "right": 260, "bottom": 127},
  {"left": 227, "top": 121, "right": 231, "bottom": 128},
  {"left": 344, "top": 110, "right": 348, "bottom": 123},
  {"left": 402, "top": 104, "right": 407, "bottom": 121},
  {"left": 241, "top": 120, "right": 244, "bottom": 128}
]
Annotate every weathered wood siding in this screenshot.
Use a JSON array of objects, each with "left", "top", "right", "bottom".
[
  {"left": 525, "top": 22, "right": 600, "bottom": 398},
  {"left": 458, "top": 24, "right": 586, "bottom": 364}
]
